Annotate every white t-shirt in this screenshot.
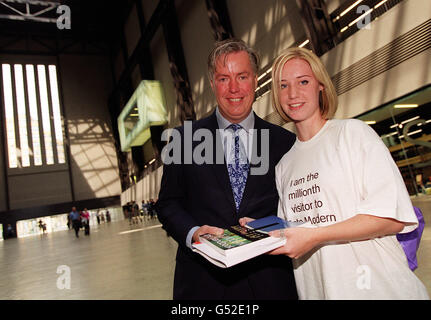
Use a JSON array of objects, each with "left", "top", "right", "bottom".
[{"left": 276, "top": 119, "right": 429, "bottom": 300}]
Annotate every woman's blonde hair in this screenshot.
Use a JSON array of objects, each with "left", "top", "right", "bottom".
[{"left": 271, "top": 47, "right": 338, "bottom": 122}]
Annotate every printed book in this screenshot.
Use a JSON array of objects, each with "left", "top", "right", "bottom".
[
  {"left": 192, "top": 223, "right": 286, "bottom": 268},
  {"left": 245, "top": 215, "right": 303, "bottom": 233}
]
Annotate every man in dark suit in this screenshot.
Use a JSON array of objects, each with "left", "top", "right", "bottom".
[{"left": 156, "top": 39, "right": 297, "bottom": 300}]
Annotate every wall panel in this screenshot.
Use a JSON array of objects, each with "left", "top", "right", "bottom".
[
  {"left": 9, "top": 171, "right": 72, "bottom": 209},
  {"left": 59, "top": 54, "right": 121, "bottom": 201},
  {"left": 320, "top": 0, "right": 431, "bottom": 118}
]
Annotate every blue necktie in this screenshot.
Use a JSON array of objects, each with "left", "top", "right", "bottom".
[{"left": 227, "top": 124, "right": 249, "bottom": 212}]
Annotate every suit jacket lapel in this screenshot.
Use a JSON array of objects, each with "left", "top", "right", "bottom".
[{"left": 205, "top": 112, "right": 237, "bottom": 212}]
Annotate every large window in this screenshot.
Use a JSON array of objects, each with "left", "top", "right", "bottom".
[
  {"left": 357, "top": 85, "right": 431, "bottom": 195},
  {"left": 1, "top": 63, "right": 65, "bottom": 168}
]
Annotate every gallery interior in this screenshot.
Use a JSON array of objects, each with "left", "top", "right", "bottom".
[{"left": 0, "top": 0, "right": 429, "bottom": 299}]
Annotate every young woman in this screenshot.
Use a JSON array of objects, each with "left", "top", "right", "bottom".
[{"left": 268, "top": 47, "right": 429, "bottom": 299}]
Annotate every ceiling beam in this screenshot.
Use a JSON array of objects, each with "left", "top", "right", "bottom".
[
  {"left": 162, "top": 0, "right": 195, "bottom": 122},
  {"left": 109, "top": 0, "right": 170, "bottom": 106},
  {"left": 204, "top": 0, "right": 234, "bottom": 41},
  {"left": 0, "top": 0, "right": 60, "bottom": 24}
]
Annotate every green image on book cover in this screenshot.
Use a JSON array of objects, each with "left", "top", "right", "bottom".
[{"left": 200, "top": 225, "right": 269, "bottom": 251}]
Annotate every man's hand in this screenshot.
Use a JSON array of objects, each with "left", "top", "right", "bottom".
[
  {"left": 238, "top": 217, "right": 255, "bottom": 227},
  {"left": 192, "top": 225, "right": 224, "bottom": 243}
]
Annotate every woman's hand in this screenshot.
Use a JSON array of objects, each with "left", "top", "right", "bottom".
[
  {"left": 269, "top": 227, "right": 319, "bottom": 259},
  {"left": 268, "top": 214, "right": 405, "bottom": 259}
]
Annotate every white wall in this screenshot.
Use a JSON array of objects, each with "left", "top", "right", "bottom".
[
  {"left": 321, "top": 0, "right": 431, "bottom": 119},
  {"left": 121, "top": 166, "right": 162, "bottom": 205},
  {"left": 228, "top": 0, "right": 305, "bottom": 68}
]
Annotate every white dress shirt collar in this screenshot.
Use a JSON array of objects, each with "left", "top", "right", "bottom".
[{"left": 215, "top": 107, "right": 255, "bottom": 132}]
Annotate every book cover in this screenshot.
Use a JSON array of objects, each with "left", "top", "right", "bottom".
[
  {"left": 245, "top": 216, "right": 304, "bottom": 233},
  {"left": 193, "top": 224, "right": 286, "bottom": 268},
  {"left": 192, "top": 216, "right": 304, "bottom": 268},
  {"left": 199, "top": 225, "right": 269, "bottom": 256},
  {"left": 192, "top": 236, "right": 285, "bottom": 268}
]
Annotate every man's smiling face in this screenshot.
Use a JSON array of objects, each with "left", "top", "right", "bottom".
[{"left": 211, "top": 51, "right": 257, "bottom": 123}]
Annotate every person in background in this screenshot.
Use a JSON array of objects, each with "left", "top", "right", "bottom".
[
  {"left": 152, "top": 198, "right": 158, "bottom": 220},
  {"left": 6, "top": 224, "right": 15, "bottom": 238},
  {"left": 148, "top": 199, "right": 155, "bottom": 220},
  {"left": 38, "top": 220, "right": 47, "bottom": 235},
  {"left": 268, "top": 46, "right": 429, "bottom": 299},
  {"left": 69, "top": 207, "right": 81, "bottom": 238},
  {"left": 132, "top": 201, "right": 141, "bottom": 223},
  {"left": 81, "top": 208, "right": 90, "bottom": 236},
  {"left": 67, "top": 214, "right": 71, "bottom": 230},
  {"left": 141, "top": 200, "right": 148, "bottom": 221}
]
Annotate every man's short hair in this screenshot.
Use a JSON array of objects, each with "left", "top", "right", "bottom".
[{"left": 207, "top": 38, "right": 260, "bottom": 82}]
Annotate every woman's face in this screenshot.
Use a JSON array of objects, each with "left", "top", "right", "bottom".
[{"left": 278, "top": 58, "right": 323, "bottom": 125}]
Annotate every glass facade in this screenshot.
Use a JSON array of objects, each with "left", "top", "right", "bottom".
[
  {"left": 356, "top": 85, "right": 431, "bottom": 195},
  {"left": 15, "top": 206, "right": 125, "bottom": 238},
  {"left": 1, "top": 63, "right": 65, "bottom": 168}
]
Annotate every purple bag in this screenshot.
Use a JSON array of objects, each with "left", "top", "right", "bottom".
[{"left": 396, "top": 206, "right": 425, "bottom": 271}]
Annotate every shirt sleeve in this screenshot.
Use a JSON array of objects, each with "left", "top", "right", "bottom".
[
  {"left": 347, "top": 120, "right": 418, "bottom": 233},
  {"left": 186, "top": 226, "right": 200, "bottom": 249}
]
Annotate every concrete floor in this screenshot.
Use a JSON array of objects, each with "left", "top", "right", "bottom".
[
  {"left": 0, "top": 199, "right": 429, "bottom": 300},
  {"left": 0, "top": 217, "right": 178, "bottom": 299}
]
